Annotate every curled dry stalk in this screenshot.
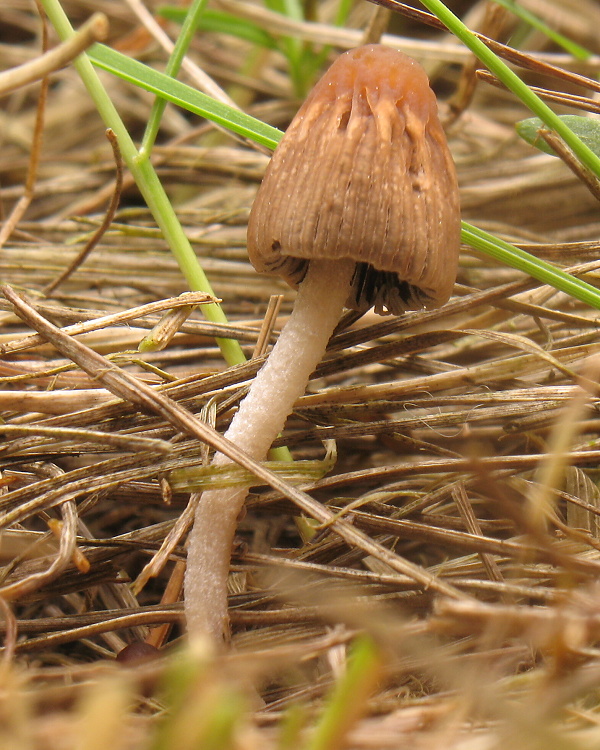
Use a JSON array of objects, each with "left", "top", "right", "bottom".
[{"left": 44, "top": 128, "right": 123, "bottom": 294}]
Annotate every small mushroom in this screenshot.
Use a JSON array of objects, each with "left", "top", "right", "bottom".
[{"left": 184, "top": 44, "right": 461, "bottom": 644}]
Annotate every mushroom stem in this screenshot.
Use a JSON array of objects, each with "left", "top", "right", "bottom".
[{"left": 184, "top": 257, "right": 356, "bottom": 642}]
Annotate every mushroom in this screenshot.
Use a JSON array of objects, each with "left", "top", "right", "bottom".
[{"left": 184, "top": 44, "right": 461, "bottom": 644}]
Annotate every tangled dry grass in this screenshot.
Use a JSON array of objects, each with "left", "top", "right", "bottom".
[{"left": 3, "top": 0, "right": 600, "bottom": 747}]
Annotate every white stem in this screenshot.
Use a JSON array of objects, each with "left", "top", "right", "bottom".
[{"left": 184, "top": 258, "right": 355, "bottom": 643}]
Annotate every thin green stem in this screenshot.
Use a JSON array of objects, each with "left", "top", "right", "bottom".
[
  {"left": 40, "top": 0, "right": 245, "bottom": 367},
  {"left": 492, "top": 0, "right": 590, "bottom": 59},
  {"left": 306, "top": 637, "right": 380, "bottom": 750},
  {"left": 417, "top": 0, "right": 600, "bottom": 178},
  {"left": 462, "top": 222, "right": 600, "bottom": 309},
  {"left": 141, "top": 0, "right": 209, "bottom": 156}
]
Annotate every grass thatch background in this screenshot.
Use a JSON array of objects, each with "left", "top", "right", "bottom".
[{"left": 3, "top": 0, "right": 600, "bottom": 747}]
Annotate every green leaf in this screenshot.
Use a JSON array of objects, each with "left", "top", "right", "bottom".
[
  {"left": 158, "top": 6, "right": 278, "bottom": 49},
  {"left": 462, "top": 222, "right": 600, "bottom": 310},
  {"left": 493, "top": 0, "right": 590, "bottom": 60},
  {"left": 88, "top": 43, "right": 283, "bottom": 151},
  {"left": 416, "top": 0, "right": 600, "bottom": 179},
  {"left": 306, "top": 636, "right": 381, "bottom": 750},
  {"left": 264, "top": 0, "right": 304, "bottom": 23},
  {"left": 516, "top": 115, "right": 600, "bottom": 158}
]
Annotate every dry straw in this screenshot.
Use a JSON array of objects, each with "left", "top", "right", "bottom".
[{"left": 2, "top": 0, "right": 600, "bottom": 748}]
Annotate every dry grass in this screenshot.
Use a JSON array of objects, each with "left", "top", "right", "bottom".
[{"left": 3, "top": 0, "right": 600, "bottom": 747}]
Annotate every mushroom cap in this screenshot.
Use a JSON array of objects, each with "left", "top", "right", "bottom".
[{"left": 247, "top": 44, "right": 461, "bottom": 315}]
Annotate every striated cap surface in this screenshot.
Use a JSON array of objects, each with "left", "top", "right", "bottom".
[{"left": 247, "top": 44, "right": 461, "bottom": 315}]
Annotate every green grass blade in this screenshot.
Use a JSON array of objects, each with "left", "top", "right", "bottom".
[
  {"left": 416, "top": 0, "right": 600, "bottom": 178},
  {"left": 264, "top": 0, "right": 304, "bottom": 23},
  {"left": 493, "top": 0, "right": 590, "bottom": 60},
  {"left": 141, "top": 0, "right": 210, "bottom": 155},
  {"left": 334, "top": 0, "right": 355, "bottom": 26},
  {"left": 310, "top": 0, "right": 356, "bottom": 79},
  {"left": 39, "top": 0, "right": 248, "bottom": 367},
  {"left": 88, "top": 43, "right": 283, "bottom": 150},
  {"left": 158, "top": 6, "right": 277, "bottom": 49},
  {"left": 305, "top": 636, "right": 380, "bottom": 750},
  {"left": 462, "top": 222, "right": 600, "bottom": 309},
  {"left": 264, "top": 0, "right": 308, "bottom": 96}
]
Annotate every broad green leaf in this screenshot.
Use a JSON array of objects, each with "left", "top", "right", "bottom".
[{"left": 516, "top": 115, "right": 600, "bottom": 158}]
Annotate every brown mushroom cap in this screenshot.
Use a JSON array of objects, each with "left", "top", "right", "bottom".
[{"left": 247, "top": 44, "right": 461, "bottom": 315}]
